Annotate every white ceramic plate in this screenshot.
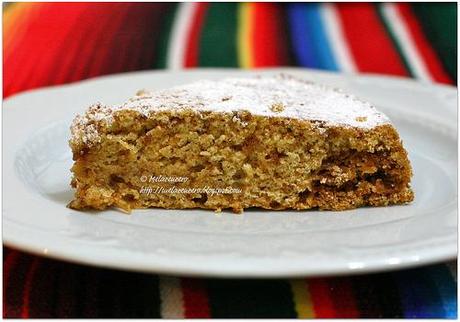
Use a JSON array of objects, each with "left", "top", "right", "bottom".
[{"left": 3, "top": 68, "right": 457, "bottom": 277}]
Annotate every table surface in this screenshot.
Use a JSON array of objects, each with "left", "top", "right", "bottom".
[{"left": 3, "top": 2, "right": 457, "bottom": 318}]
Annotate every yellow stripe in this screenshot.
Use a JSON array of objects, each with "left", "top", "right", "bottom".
[
  {"left": 290, "top": 279, "right": 315, "bottom": 318},
  {"left": 237, "top": 2, "right": 253, "bottom": 69},
  {"left": 3, "top": 3, "right": 23, "bottom": 33},
  {"left": 3, "top": 3, "right": 25, "bottom": 55}
]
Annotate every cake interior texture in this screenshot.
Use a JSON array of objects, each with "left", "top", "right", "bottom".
[{"left": 69, "top": 76, "right": 413, "bottom": 213}]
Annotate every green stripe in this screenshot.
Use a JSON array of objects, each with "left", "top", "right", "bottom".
[
  {"left": 118, "top": 272, "right": 161, "bottom": 317},
  {"left": 206, "top": 279, "right": 297, "bottom": 318},
  {"left": 280, "top": 4, "right": 297, "bottom": 67},
  {"left": 155, "top": 3, "right": 178, "bottom": 69},
  {"left": 373, "top": 273, "right": 405, "bottom": 318},
  {"left": 375, "top": 3, "right": 415, "bottom": 78},
  {"left": 412, "top": 3, "right": 457, "bottom": 81},
  {"left": 96, "top": 269, "right": 161, "bottom": 318},
  {"left": 198, "top": 3, "right": 238, "bottom": 67},
  {"left": 350, "top": 275, "right": 382, "bottom": 317}
]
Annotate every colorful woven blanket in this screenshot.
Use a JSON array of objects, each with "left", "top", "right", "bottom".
[{"left": 3, "top": 2, "right": 457, "bottom": 318}]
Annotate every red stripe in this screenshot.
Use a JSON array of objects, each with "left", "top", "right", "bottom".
[
  {"left": 48, "top": 4, "right": 92, "bottom": 84},
  {"left": 3, "top": 251, "right": 19, "bottom": 317},
  {"left": 54, "top": 3, "right": 148, "bottom": 84},
  {"left": 5, "top": 3, "right": 95, "bottom": 95},
  {"left": 4, "top": 3, "right": 173, "bottom": 97},
  {"left": 328, "top": 277, "right": 360, "bottom": 318},
  {"left": 336, "top": 3, "right": 408, "bottom": 76},
  {"left": 252, "top": 3, "right": 290, "bottom": 67},
  {"left": 15, "top": 4, "right": 57, "bottom": 91},
  {"left": 396, "top": 3, "right": 453, "bottom": 84},
  {"left": 3, "top": 5, "right": 37, "bottom": 80},
  {"left": 118, "top": 4, "right": 148, "bottom": 72},
  {"left": 3, "top": 4, "right": 46, "bottom": 97},
  {"left": 27, "top": 3, "right": 91, "bottom": 88},
  {"left": 93, "top": 3, "right": 171, "bottom": 75},
  {"left": 308, "top": 278, "right": 336, "bottom": 318},
  {"left": 21, "top": 258, "right": 40, "bottom": 318},
  {"left": 80, "top": 3, "right": 130, "bottom": 79},
  {"left": 123, "top": 4, "right": 157, "bottom": 71},
  {"left": 9, "top": 3, "right": 73, "bottom": 93},
  {"left": 181, "top": 278, "right": 211, "bottom": 318},
  {"left": 3, "top": 253, "right": 35, "bottom": 318},
  {"left": 184, "top": 3, "right": 209, "bottom": 68}
]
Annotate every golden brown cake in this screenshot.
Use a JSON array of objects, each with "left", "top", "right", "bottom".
[{"left": 69, "top": 74, "right": 413, "bottom": 213}]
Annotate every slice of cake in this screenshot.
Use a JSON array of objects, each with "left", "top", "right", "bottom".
[{"left": 68, "top": 74, "right": 413, "bottom": 213}]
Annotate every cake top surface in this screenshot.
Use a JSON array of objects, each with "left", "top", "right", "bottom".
[{"left": 71, "top": 74, "right": 391, "bottom": 145}]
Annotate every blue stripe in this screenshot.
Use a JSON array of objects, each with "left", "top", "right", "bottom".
[
  {"left": 426, "top": 265, "right": 457, "bottom": 318},
  {"left": 287, "top": 4, "right": 317, "bottom": 68},
  {"left": 395, "top": 267, "right": 446, "bottom": 318},
  {"left": 287, "top": 3, "right": 338, "bottom": 71},
  {"left": 303, "top": 3, "right": 338, "bottom": 71}
]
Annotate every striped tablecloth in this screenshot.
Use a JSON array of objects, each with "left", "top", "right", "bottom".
[{"left": 3, "top": 2, "right": 457, "bottom": 318}]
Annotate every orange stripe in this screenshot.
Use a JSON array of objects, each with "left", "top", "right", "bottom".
[
  {"left": 3, "top": 3, "right": 26, "bottom": 36},
  {"left": 6, "top": 3, "right": 58, "bottom": 95},
  {"left": 5, "top": 3, "right": 129, "bottom": 96},
  {"left": 3, "top": 3, "right": 23, "bottom": 47},
  {"left": 4, "top": 3, "right": 45, "bottom": 97},
  {"left": 4, "top": 3, "right": 42, "bottom": 58}
]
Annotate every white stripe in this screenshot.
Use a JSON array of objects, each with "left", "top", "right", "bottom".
[
  {"left": 159, "top": 276, "right": 185, "bottom": 318},
  {"left": 166, "top": 3, "right": 196, "bottom": 70},
  {"left": 381, "top": 3, "right": 432, "bottom": 82},
  {"left": 320, "top": 3, "right": 357, "bottom": 73}
]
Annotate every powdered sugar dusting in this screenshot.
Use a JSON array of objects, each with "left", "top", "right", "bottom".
[{"left": 71, "top": 74, "right": 390, "bottom": 146}]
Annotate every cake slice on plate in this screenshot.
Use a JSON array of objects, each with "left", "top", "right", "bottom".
[{"left": 69, "top": 75, "right": 413, "bottom": 213}]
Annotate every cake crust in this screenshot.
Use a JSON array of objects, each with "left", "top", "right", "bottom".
[{"left": 69, "top": 75, "right": 414, "bottom": 213}]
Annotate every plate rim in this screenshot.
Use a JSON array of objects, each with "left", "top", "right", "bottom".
[
  {"left": 3, "top": 68, "right": 458, "bottom": 277},
  {"left": 3, "top": 230, "right": 456, "bottom": 278}
]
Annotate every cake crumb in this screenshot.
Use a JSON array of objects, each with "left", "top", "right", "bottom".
[
  {"left": 270, "top": 102, "right": 285, "bottom": 113},
  {"left": 136, "top": 89, "right": 151, "bottom": 96}
]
